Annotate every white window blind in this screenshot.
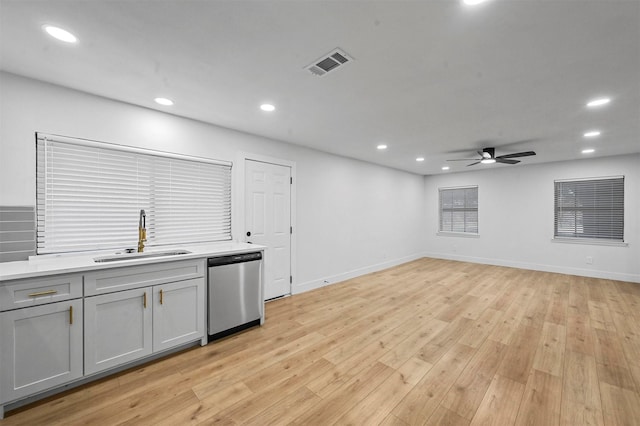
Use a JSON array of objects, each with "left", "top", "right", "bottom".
[
  {"left": 554, "top": 177, "right": 624, "bottom": 241},
  {"left": 439, "top": 186, "right": 478, "bottom": 234},
  {"left": 36, "top": 133, "right": 232, "bottom": 254}
]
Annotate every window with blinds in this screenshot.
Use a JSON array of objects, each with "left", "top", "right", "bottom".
[
  {"left": 439, "top": 186, "right": 478, "bottom": 234},
  {"left": 36, "top": 133, "right": 232, "bottom": 254},
  {"left": 554, "top": 177, "right": 624, "bottom": 241}
]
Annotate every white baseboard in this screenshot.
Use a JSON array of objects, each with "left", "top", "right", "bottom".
[
  {"left": 422, "top": 252, "right": 640, "bottom": 283},
  {"left": 292, "top": 252, "right": 639, "bottom": 296},
  {"left": 293, "top": 253, "right": 424, "bottom": 295}
]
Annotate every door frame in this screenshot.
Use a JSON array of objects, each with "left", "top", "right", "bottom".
[{"left": 235, "top": 152, "right": 297, "bottom": 295}]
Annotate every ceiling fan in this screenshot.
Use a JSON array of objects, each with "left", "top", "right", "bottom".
[{"left": 447, "top": 147, "right": 536, "bottom": 167}]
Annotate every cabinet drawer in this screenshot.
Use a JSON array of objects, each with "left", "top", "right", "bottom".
[
  {"left": 84, "top": 259, "right": 205, "bottom": 296},
  {"left": 0, "top": 274, "right": 83, "bottom": 312}
]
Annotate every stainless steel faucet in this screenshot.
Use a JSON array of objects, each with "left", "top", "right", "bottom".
[{"left": 138, "top": 209, "right": 146, "bottom": 252}]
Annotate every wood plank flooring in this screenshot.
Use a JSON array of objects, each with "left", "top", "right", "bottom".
[{"left": 3, "top": 258, "right": 640, "bottom": 425}]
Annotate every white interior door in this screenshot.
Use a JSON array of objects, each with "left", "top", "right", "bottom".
[{"left": 245, "top": 160, "right": 291, "bottom": 300}]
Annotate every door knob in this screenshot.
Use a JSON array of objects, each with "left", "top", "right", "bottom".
[{"left": 246, "top": 231, "right": 251, "bottom": 237}]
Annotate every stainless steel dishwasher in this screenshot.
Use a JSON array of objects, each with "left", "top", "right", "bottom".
[{"left": 207, "top": 251, "right": 263, "bottom": 340}]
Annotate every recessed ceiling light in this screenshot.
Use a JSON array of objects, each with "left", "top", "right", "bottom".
[
  {"left": 480, "top": 158, "right": 496, "bottom": 164},
  {"left": 586, "top": 97, "right": 611, "bottom": 108},
  {"left": 582, "top": 148, "right": 595, "bottom": 154},
  {"left": 416, "top": 157, "right": 425, "bottom": 162},
  {"left": 154, "top": 97, "right": 174, "bottom": 106},
  {"left": 377, "top": 144, "right": 387, "bottom": 150},
  {"left": 583, "top": 131, "right": 601, "bottom": 138},
  {"left": 43, "top": 25, "right": 77, "bottom": 43},
  {"left": 260, "top": 104, "right": 275, "bottom": 112},
  {"left": 442, "top": 166, "right": 450, "bottom": 171},
  {"left": 463, "top": 0, "right": 489, "bottom": 5}
]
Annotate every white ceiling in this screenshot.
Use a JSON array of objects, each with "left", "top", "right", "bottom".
[{"left": 1, "top": 0, "right": 639, "bottom": 175}]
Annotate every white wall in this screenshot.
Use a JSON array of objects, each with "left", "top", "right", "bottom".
[
  {"left": 2, "top": 71, "right": 637, "bottom": 286},
  {"left": 424, "top": 155, "right": 640, "bottom": 282},
  {"left": 0, "top": 72, "right": 426, "bottom": 291}
]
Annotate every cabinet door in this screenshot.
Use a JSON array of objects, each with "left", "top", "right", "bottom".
[
  {"left": 84, "top": 287, "right": 152, "bottom": 375},
  {"left": 153, "top": 278, "right": 205, "bottom": 352},
  {"left": 0, "top": 300, "right": 83, "bottom": 403}
]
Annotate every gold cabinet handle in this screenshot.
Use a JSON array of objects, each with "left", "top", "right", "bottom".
[
  {"left": 28, "top": 289, "right": 58, "bottom": 297},
  {"left": 143, "top": 292, "right": 147, "bottom": 308},
  {"left": 69, "top": 305, "right": 73, "bottom": 325},
  {"left": 160, "top": 289, "right": 164, "bottom": 305}
]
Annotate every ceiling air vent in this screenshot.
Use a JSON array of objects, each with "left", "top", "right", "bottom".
[{"left": 306, "top": 48, "right": 353, "bottom": 77}]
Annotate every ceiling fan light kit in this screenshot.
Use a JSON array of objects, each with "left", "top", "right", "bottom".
[{"left": 447, "top": 147, "right": 536, "bottom": 167}]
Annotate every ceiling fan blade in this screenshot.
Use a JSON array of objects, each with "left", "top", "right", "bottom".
[
  {"left": 496, "top": 151, "right": 536, "bottom": 159},
  {"left": 466, "top": 161, "right": 481, "bottom": 167},
  {"left": 496, "top": 158, "right": 520, "bottom": 165},
  {"left": 447, "top": 158, "right": 480, "bottom": 161}
]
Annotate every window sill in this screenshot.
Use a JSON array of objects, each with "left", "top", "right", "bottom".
[
  {"left": 437, "top": 232, "right": 480, "bottom": 238},
  {"left": 551, "top": 238, "right": 628, "bottom": 247}
]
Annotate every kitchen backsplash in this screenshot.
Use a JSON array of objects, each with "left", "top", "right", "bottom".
[{"left": 0, "top": 206, "right": 35, "bottom": 262}]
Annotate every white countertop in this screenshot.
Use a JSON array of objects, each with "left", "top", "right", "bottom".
[{"left": 0, "top": 242, "right": 265, "bottom": 282}]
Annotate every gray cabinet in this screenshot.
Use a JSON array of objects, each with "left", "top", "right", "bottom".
[
  {"left": 0, "top": 299, "right": 83, "bottom": 403},
  {"left": 0, "top": 257, "right": 207, "bottom": 418},
  {"left": 84, "top": 260, "right": 206, "bottom": 375},
  {"left": 84, "top": 287, "right": 153, "bottom": 375},
  {"left": 153, "top": 278, "right": 205, "bottom": 352},
  {"left": 84, "top": 276, "right": 205, "bottom": 375}
]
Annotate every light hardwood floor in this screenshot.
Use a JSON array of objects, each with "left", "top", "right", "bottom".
[{"left": 3, "top": 258, "right": 640, "bottom": 425}]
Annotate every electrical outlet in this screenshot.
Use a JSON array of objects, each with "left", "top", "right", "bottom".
[{"left": 586, "top": 256, "right": 593, "bottom": 265}]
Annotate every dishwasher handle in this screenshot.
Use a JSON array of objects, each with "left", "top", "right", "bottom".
[{"left": 208, "top": 251, "right": 262, "bottom": 267}]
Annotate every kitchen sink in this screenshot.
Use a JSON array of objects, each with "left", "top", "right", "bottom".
[{"left": 94, "top": 250, "right": 191, "bottom": 263}]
